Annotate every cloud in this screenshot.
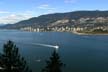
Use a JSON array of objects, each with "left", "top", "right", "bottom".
[
  {"left": 0, "top": 11, "right": 10, "bottom": 14},
  {"left": 0, "top": 14, "right": 32, "bottom": 24},
  {"left": 37, "top": 4, "right": 55, "bottom": 10},
  {"left": 64, "top": 0, "right": 77, "bottom": 3}
]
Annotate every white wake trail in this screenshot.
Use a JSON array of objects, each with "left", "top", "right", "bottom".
[{"left": 31, "top": 43, "right": 59, "bottom": 49}]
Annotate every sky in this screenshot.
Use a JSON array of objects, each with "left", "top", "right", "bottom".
[{"left": 0, "top": 0, "right": 108, "bottom": 24}]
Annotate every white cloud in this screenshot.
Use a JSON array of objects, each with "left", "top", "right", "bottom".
[
  {"left": 37, "top": 4, "right": 55, "bottom": 10},
  {"left": 0, "top": 14, "right": 32, "bottom": 24},
  {"left": 0, "top": 11, "right": 10, "bottom": 14},
  {"left": 64, "top": 0, "right": 77, "bottom": 3}
]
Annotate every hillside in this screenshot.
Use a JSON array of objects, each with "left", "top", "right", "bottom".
[{"left": 1, "top": 10, "right": 108, "bottom": 29}]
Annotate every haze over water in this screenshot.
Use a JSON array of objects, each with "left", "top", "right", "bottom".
[{"left": 0, "top": 30, "right": 108, "bottom": 72}]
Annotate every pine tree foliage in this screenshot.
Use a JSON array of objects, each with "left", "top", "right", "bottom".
[
  {"left": 42, "top": 50, "right": 64, "bottom": 72},
  {"left": 0, "top": 40, "right": 32, "bottom": 72}
]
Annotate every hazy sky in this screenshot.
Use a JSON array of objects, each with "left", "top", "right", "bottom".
[{"left": 0, "top": 0, "right": 108, "bottom": 24}]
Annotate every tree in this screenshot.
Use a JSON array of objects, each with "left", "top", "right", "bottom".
[
  {"left": 0, "top": 40, "right": 32, "bottom": 72},
  {"left": 42, "top": 50, "right": 64, "bottom": 72}
]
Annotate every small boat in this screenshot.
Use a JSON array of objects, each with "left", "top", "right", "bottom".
[
  {"left": 54, "top": 45, "right": 59, "bottom": 49},
  {"left": 35, "top": 59, "right": 41, "bottom": 62}
]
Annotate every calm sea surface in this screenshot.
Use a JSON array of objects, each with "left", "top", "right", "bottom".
[{"left": 0, "top": 30, "right": 108, "bottom": 72}]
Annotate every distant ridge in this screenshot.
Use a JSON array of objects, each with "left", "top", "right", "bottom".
[{"left": 1, "top": 10, "right": 108, "bottom": 29}]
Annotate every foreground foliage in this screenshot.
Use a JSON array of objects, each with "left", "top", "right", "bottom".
[
  {"left": 42, "top": 50, "right": 64, "bottom": 72},
  {"left": 0, "top": 40, "right": 32, "bottom": 72}
]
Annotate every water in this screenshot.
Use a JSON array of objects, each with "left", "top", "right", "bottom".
[{"left": 0, "top": 30, "right": 108, "bottom": 72}]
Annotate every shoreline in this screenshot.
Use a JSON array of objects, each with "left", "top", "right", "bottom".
[
  {"left": 19, "top": 30, "right": 108, "bottom": 35},
  {"left": 72, "top": 31, "right": 108, "bottom": 35},
  {"left": 1, "top": 29, "right": 108, "bottom": 35}
]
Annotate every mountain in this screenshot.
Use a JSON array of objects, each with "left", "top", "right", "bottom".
[{"left": 1, "top": 10, "right": 108, "bottom": 29}]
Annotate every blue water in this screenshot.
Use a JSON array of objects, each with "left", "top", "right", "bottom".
[{"left": 0, "top": 30, "right": 108, "bottom": 72}]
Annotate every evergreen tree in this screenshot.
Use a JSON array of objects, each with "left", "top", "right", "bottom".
[
  {"left": 42, "top": 50, "right": 64, "bottom": 72},
  {"left": 0, "top": 40, "right": 32, "bottom": 72}
]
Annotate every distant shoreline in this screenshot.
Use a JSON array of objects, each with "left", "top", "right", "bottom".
[
  {"left": 72, "top": 31, "right": 108, "bottom": 35},
  {"left": 1, "top": 29, "right": 108, "bottom": 35},
  {"left": 21, "top": 30, "right": 108, "bottom": 35}
]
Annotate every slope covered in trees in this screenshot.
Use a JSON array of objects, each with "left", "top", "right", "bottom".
[{"left": 1, "top": 10, "right": 108, "bottom": 29}]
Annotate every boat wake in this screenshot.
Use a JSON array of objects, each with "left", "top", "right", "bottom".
[{"left": 31, "top": 43, "right": 59, "bottom": 49}]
